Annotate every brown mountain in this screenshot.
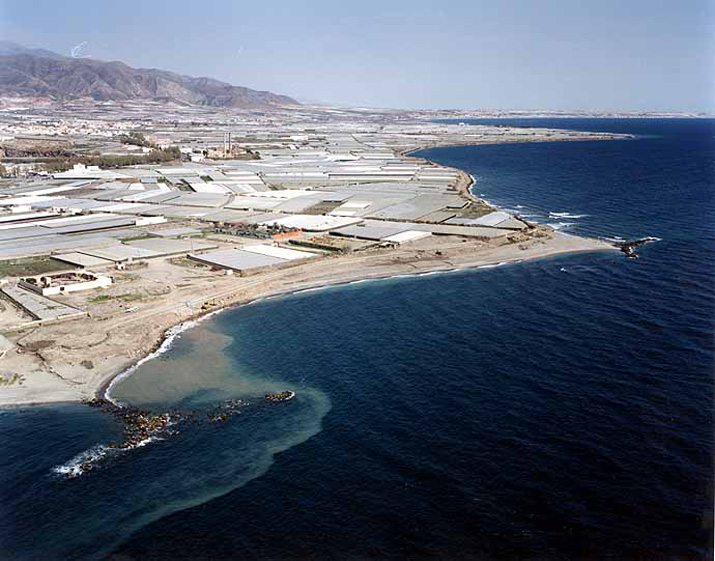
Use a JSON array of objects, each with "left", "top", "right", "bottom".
[{"left": 0, "top": 45, "right": 298, "bottom": 109}]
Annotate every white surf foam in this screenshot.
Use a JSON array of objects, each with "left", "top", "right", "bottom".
[
  {"left": 348, "top": 278, "right": 379, "bottom": 286},
  {"left": 547, "top": 222, "right": 577, "bottom": 231},
  {"left": 415, "top": 269, "right": 455, "bottom": 277},
  {"left": 292, "top": 286, "right": 330, "bottom": 295},
  {"left": 477, "top": 262, "right": 507, "bottom": 269},
  {"left": 52, "top": 444, "right": 111, "bottom": 478},
  {"left": 52, "top": 435, "right": 164, "bottom": 479},
  {"left": 548, "top": 212, "right": 589, "bottom": 219}
]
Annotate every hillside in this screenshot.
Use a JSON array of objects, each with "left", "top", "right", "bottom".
[{"left": 0, "top": 43, "right": 298, "bottom": 109}]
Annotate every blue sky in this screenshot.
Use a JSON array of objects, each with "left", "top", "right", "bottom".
[{"left": 1, "top": 0, "right": 713, "bottom": 111}]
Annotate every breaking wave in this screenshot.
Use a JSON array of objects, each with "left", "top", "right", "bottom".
[
  {"left": 52, "top": 445, "right": 112, "bottom": 479},
  {"left": 477, "top": 262, "right": 507, "bottom": 269},
  {"left": 549, "top": 212, "right": 589, "bottom": 219},
  {"left": 52, "top": 435, "right": 165, "bottom": 479},
  {"left": 547, "top": 222, "right": 577, "bottom": 230}
]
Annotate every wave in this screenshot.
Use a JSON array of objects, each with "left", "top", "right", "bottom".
[
  {"left": 348, "top": 278, "right": 380, "bottom": 286},
  {"left": 547, "top": 222, "right": 577, "bottom": 230},
  {"left": 549, "top": 212, "right": 589, "bottom": 219},
  {"left": 292, "top": 286, "right": 331, "bottom": 295},
  {"left": 246, "top": 294, "right": 280, "bottom": 306},
  {"left": 52, "top": 435, "right": 166, "bottom": 480},
  {"left": 477, "top": 262, "right": 507, "bottom": 269},
  {"left": 52, "top": 444, "right": 112, "bottom": 479},
  {"left": 368, "top": 269, "right": 461, "bottom": 283},
  {"left": 389, "top": 274, "right": 424, "bottom": 280},
  {"left": 603, "top": 235, "right": 661, "bottom": 245},
  {"left": 384, "top": 269, "right": 457, "bottom": 281},
  {"left": 415, "top": 269, "right": 456, "bottom": 277}
]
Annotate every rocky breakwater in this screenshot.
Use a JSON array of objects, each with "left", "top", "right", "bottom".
[
  {"left": 83, "top": 398, "right": 173, "bottom": 451},
  {"left": 67, "top": 393, "right": 293, "bottom": 478},
  {"left": 614, "top": 236, "right": 660, "bottom": 259},
  {"left": 207, "top": 397, "right": 247, "bottom": 423}
]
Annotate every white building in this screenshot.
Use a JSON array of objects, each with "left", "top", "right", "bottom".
[{"left": 19, "top": 272, "right": 112, "bottom": 296}]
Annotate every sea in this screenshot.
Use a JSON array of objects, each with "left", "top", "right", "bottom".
[{"left": 0, "top": 119, "right": 712, "bottom": 560}]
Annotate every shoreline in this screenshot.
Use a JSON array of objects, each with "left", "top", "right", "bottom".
[
  {"left": 0, "top": 232, "right": 617, "bottom": 409},
  {"left": 97, "top": 306, "right": 229, "bottom": 405},
  {"left": 96, "top": 240, "right": 616, "bottom": 405},
  {"left": 0, "top": 136, "right": 623, "bottom": 409}
]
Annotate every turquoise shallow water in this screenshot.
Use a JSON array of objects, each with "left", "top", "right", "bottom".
[{"left": 0, "top": 119, "right": 712, "bottom": 560}]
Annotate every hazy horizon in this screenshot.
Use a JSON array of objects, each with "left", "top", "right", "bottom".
[{"left": 1, "top": 0, "right": 713, "bottom": 112}]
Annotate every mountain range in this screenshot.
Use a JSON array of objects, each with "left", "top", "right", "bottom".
[{"left": 0, "top": 42, "right": 298, "bottom": 109}]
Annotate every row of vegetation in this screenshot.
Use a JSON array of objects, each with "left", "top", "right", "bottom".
[
  {"left": 39, "top": 146, "right": 182, "bottom": 172},
  {"left": 0, "top": 131, "right": 181, "bottom": 173}
]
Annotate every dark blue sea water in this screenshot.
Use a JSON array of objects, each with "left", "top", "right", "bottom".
[{"left": 1, "top": 119, "right": 712, "bottom": 560}]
